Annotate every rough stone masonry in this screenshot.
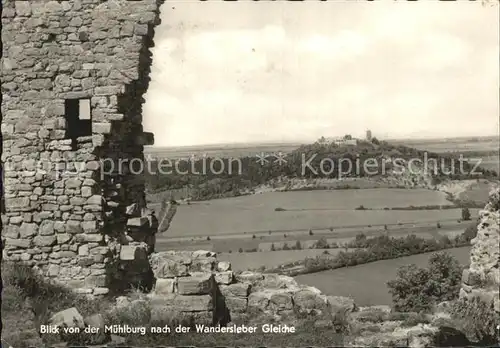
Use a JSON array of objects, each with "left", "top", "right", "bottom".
[
  {"left": 1, "top": 0, "right": 165, "bottom": 295},
  {"left": 460, "top": 187, "right": 500, "bottom": 315}
]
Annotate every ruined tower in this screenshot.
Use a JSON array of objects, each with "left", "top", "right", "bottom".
[{"left": 1, "top": 0, "right": 164, "bottom": 295}]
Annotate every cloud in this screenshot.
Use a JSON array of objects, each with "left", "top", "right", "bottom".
[{"left": 143, "top": 2, "right": 499, "bottom": 146}]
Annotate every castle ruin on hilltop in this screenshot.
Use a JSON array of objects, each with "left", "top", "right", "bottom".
[{"left": 1, "top": 0, "right": 165, "bottom": 295}]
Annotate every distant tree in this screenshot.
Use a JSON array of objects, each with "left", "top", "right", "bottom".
[
  {"left": 282, "top": 243, "right": 290, "bottom": 251},
  {"left": 252, "top": 234, "right": 256, "bottom": 239},
  {"left": 371, "top": 137, "right": 380, "bottom": 145},
  {"left": 228, "top": 250, "right": 232, "bottom": 253},
  {"left": 461, "top": 207, "right": 471, "bottom": 221},
  {"left": 462, "top": 223, "right": 478, "bottom": 242},
  {"left": 295, "top": 240, "right": 302, "bottom": 250},
  {"left": 268, "top": 231, "right": 272, "bottom": 235},
  {"left": 309, "top": 229, "right": 314, "bottom": 235},
  {"left": 329, "top": 227, "right": 334, "bottom": 232},
  {"left": 437, "top": 222, "right": 442, "bottom": 229},
  {"left": 314, "top": 237, "right": 329, "bottom": 249},
  {"left": 238, "top": 248, "right": 243, "bottom": 253},
  {"left": 387, "top": 252, "right": 462, "bottom": 312},
  {"left": 384, "top": 224, "right": 388, "bottom": 231},
  {"left": 344, "top": 134, "right": 352, "bottom": 140},
  {"left": 270, "top": 243, "right": 276, "bottom": 251},
  {"left": 206, "top": 236, "right": 211, "bottom": 241},
  {"left": 284, "top": 233, "right": 287, "bottom": 238}
]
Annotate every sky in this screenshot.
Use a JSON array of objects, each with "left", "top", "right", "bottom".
[{"left": 143, "top": 1, "right": 499, "bottom": 147}]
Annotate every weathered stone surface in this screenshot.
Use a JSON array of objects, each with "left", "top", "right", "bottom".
[
  {"left": 220, "top": 282, "right": 251, "bottom": 298},
  {"left": 49, "top": 307, "right": 85, "bottom": 329},
  {"left": 292, "top": 288, "right": 328, "bottom": 315},
  {"left": 217, "top": 261, "right": 231, "bottom": 272},
  {"left": 149, "top": 294, "right": 213, "bottom": 312},
  {"left": 155, "top": 278, "right": 176, "bottom": 295},
  {"left": 120, "top": 245, "right": 147, "bottom": 261},
  {"left": 224, "top": 297, "right": 248, "bottom": 313},
  {"left": 177, "top": 274, "right": 213, "bottom": 295},
  {"left": 460, "top": 188, "right": 500, "bottom": 317},
  {"left": 215, "top": 271, "right": 233, "bottom": 285}
]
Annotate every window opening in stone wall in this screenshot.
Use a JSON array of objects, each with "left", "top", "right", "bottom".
[{"left": 65, "top": 99, "right": 92, "bottom": 150}]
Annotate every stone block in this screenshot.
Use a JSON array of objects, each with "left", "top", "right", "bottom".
[
  {"left": 292, "top": 289, "right": 328, "bottom": 315},
  {"left": 93, "top": 288, "right": 110, "bottom": 295},
  {"left": 219, "top": 282, "right": 251, "bottom": 298},
  {"left": 120, "top": 245, "right": 147, "bottom": 261},
  {"left": 49, "top": 307, "right": 85, "bottom": 329},
  {"left": 217, "top": 261, "right": 231, "bottom": 272},
  {"left": 269, "top": 291, "right": 294, "bottom": 312},
  {"left": 461, "top": 269, "right": 482, "bottom": 286},
  {"left": 224, "top": 297, "right": 248, "bottom": 313},
  {"left": 6, "top": 196, "right": 30, "bottom": 210},
  {"left": 127, "top": 217, "right": 149, "bottom": 227},
  {"left": 215, "top": 271, "right": 233, "bottom": 285},
  {"left": 33, "top": 235, "right": 57, "bottom": 247},
  {"left": 235, "top": 271, "right": 264, "bottom": 283},
  {"left": 150, "top": 294, "right": 213, "bottom": 312},
  {"left": 150, "top": 257, "right": 190, "bottom": 279},
  {"left": 177, "top": 274, "right": 213, "bottom": 295},
  {"left": 190, "top": 257, "right": 215, "bottom": 273},
  {"left": 155, "top": 278, "right": 176, "bottom": 295}
]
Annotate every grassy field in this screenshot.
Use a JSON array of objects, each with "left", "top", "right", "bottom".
[
  {"left": 217, "top": 248, "right": 352, "bottom": 271},
  {"left": 164, "top": 189, "right": 464, "bottom": 238},
  {"left": 294, "top": 246, "right": 471, "bottom": 307}
]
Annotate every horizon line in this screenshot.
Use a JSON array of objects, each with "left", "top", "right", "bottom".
[{"left": 145, "top": 134, "right": 499, "bottom": 150}]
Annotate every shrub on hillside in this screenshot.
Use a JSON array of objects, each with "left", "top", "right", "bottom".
[
  {"left": 295, "top": 240, "right": 302, "bottom": 250},
  {"left": 461, "top": 207, "right": 471, "bottom": 221},
  {"left": 387, "top": 252, "right": 462, "bottom": 313},
  {"left": 450, "top": 296, "right": 499, "bottom": 344},
  {"left": 314, "top": 237, "right": 329, "bottom": 249}
]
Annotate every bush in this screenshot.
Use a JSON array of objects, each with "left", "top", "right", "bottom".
[
  {"left": 207, "top": 236, "right": 211, "bottom": 241},
  {"left": 462, "top": 223, "right": 478, "bottom": 242},
  {"left": 387, "top": 252, "right": 462, "bottom": 312},
  {"left": 283, "top": 243, "right": 290, "bottom": 251},
  {"left": 295, "top": 240, "right": 302, "bottom": 250},
  {"left": 356, "top": 205, "right": 366, "bottom": 210},
  {"left": 450, "top": 296, "right": 499, "bottom": 344},
  {"left": 275, "top": 207, "right": 286, "bottom": 212},
  {"left": 252, "top": 234, "right": 256, "bottom": 239},
  {"left": 238, "top": 248, "right": 243, "bottom": 253},
  {"left": 314, "top": 237, "right": 329, "bottom": 249},
  {"left": 461, "top": 207, "right": 471, "bottom": 221},
  {"left": 309, "top": 229, "right": 314, "bottom": 235},
  {"left": 270, "top": 243, "right": 276, "bottom": 251}
]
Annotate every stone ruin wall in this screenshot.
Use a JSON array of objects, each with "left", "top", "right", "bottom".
[
  {"left": 1, "top": 0, "right": 165, "bottom": 296},
  {"left": 136, "top": 250, "right": 352, "bottom": 326},
  {"left": 460, "top": 187, "right": 500, "bottom": 315}
]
